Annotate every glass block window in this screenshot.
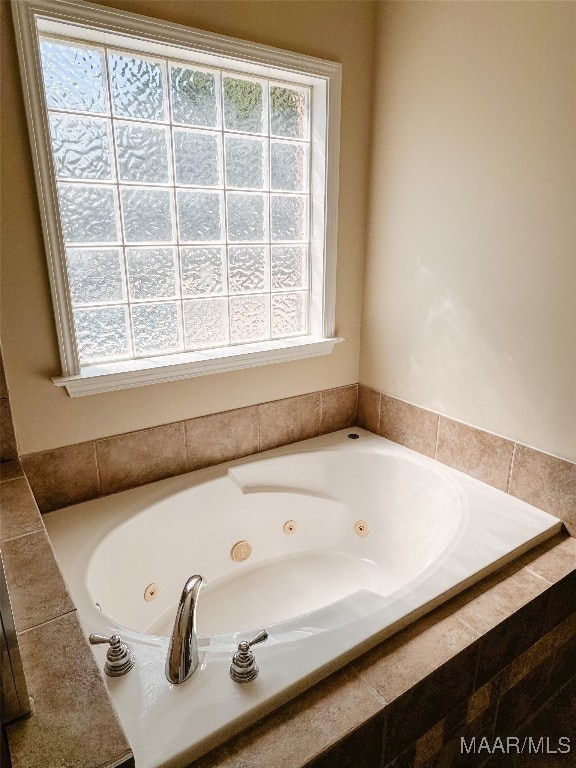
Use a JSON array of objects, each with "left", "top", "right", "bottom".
[
  {"left": 39, "top": 36, "right": 312, "bottom": 365},
  {"left": 14, "top": 0, "right": 340, "bottom": 393}
]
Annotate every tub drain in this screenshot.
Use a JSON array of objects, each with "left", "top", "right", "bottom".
[{"left": 354, "top": 520, "right": 369, "bottom": 537}]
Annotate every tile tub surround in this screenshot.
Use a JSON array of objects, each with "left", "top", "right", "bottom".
[
  {"left": 0, "top": 467, "right": 135, "bottom": 768},
  {"left": 19, "top": 384, "right": 575, "bottom": 538},
  {"left": 357, "top": 386, "right": 576, "bottom": 535},
  {"left": 21, "top": 385, "right": 359, "bottom": 512},
  {"left": 2, "top": 377, "right": 574, "bottom": 767}
]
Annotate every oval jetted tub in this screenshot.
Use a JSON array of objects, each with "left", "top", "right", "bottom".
[{"left": 44, "top": 428, "right": 562, "bottom": 768}]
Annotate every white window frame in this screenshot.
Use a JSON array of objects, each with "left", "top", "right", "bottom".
[{"left": 11, "top": 0, "right": 342, "bottom": 396}]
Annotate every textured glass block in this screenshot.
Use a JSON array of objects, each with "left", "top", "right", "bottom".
[
  {"left": 230, "top": 295, "right": 269, "bottom": 343},
  {"left": 177, "top": 190, "right": 223, "bottom": 242},
  {"left": 228, "top": 247, "right": 268, "bottom": 294},
  {"left": 131, "top": 302, "right": 181, "bottom": 355},
  {"left": 271, "top": 291, "right": 307, "bottom": 337},
  {"left": 74, "top": 306, "right": 130, "bottom": 363},
  {"left": 271, "top": 246, "right": 307, "bottom": 290},
  {"left": 270, "top": 141, "right": 308, "bottom": 192},
  {"left": 49, "top": 115, "right": 112, "bottom": 180},
  {"left": 224, "top": 136, "right": 266, "bottom": 190},
  {"left": 58, "top": 184, "right": 118, "bottom": 244},
  {"left": 226, "top": 193, "right": 266, "bottom": 242},
  {"left": 171, "top": 66, "right": 219, "bottom": 128},
  {"left": 180, "top": 247, "right": 226, "bottom": 296},
  {"left": 270, "top": 86, "right": 308, "bottom": 139},
  {"left": 115, "top": 123, "right": 170, "bottom": 183},
  {"left": 174, "top": 130, "right": 221, "bottom": 186},
  {"left": 66, "top": 248, "right": 124, "bottom": 305},
  {"left": 121, "top": 188, "right": 173, "bottom": 243},
  {"left": 183, "top": 298, "right": 229, "bottom": 349},
  {"left": 223, "top": 77, "right": 264, "bottom": 134},
  {"left": 109, "top": 53, "right": 165, "bottom": 121},
  {"left": 271, "top": 195, "right": 307, "bottom": 241},
  {"left": 126, "top": 248, "right": 177, "bottom": 300},
  {"left": 40, "top": 40, "right": 107, "bottom": 114}
]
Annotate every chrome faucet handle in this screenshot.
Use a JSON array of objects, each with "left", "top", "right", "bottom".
[
  {"left": 89, "top": 633, "right": 135, "bottom": 677},
  {"left": 229, "top": 630, "right": 268, "bottom": 683}
]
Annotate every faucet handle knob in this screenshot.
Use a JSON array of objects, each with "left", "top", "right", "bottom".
[
  {"left": 89, "top": 634, "right": 135, "bottom": 676},
  {"left": 239, "top": 630, "right": 268, "bottom": 652},
  {"left": 230, "top": 629, "right": 268, "bottom": 683}
]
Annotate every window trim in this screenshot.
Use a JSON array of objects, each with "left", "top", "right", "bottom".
[{"left": 12, "top": 0, "right": 342, "bottom": 396}]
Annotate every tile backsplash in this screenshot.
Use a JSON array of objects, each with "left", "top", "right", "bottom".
[{"left": 14, "top": 382, "right": 576, "bottom": 536}]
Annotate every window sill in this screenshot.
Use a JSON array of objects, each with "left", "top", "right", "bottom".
[{"left": 53, "top": 336, "right": 343, "bottom": 396}]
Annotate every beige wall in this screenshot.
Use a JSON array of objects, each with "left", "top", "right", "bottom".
[
  {"left": 0, "top": 0, "right": 375, "bottom": 454},
  {"left": 362, "top": 1, "right": 576, "bottom": 462}
]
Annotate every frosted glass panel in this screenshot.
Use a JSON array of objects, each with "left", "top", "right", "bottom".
[
  {"left": 109, "top": 53, "right": 166, "bottom": 120},
  {"left": 270, "top": 142, "right": 308, "bottom": 192},
  {"left": 58, "top": 184, "right": 118, "bottom": 243},
  {"left": 271, "top": 246, "right": 307, "bottom": 290},
  {"left": 230, "top": 295, "right": 269, "bottom": 343},
  {"left": 66, "top": 248, "right": 124, "bottom": 305},
  {"left": 228, "top": 247, "right": 268, "bottom": 294},
  {"left": 40, "top": 40, "right": 106, "bottom": 114},
  {"left": 224, "top": 137, "right": 266, "bottom": 190},
  {"left": 115, "top": 123, "right": 170, "bottom": 183},
  {"left": 181, "top": 247, "right": 226, "bottom": 296},
  {"left": 270, "top": 86, "right": 308, "bottom": 139},
  {"left": 74, "top": 306, "right": 129, "bottom": 362},
  {"left": 126, "top": 248, "right": 177, "bottom": 300},
  {"left": 171, "top": 66, "right": 219, "bottom": 128},
  {"left": 131, "top": 302, "right": 181, "bottom": 354},
  {"left": 271, "top": 291, "right": 307, "bottom": 337},
  {"left": 223, "top": 77, "right": 264, "bottom": 134},
  {"left": 226, "top": 193, "right": 266, "bottom": 242},
  {"left": 50, "top": 115, "right": 112, "bottom": 180},
  {"left": 183, "top": 298, "right": 228, "bottom": 349},
  {"left": 121, "top": 188, "right": 173, "bottom": 243},
  {"left": 174, "top": 130, "right": 221, "bottom": 186},
  {"left": 271, "top": 195, "right": 307, "bottom": 241},
  {"left": 177, "top": 190, "right": 223, "bottom": 242}
]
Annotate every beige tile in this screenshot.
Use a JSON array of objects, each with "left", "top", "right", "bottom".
[
  {"left": 523, "top": 534, "right": 576, "bottom": 584},
  {"left": 379, "top": 395, "right": 439, "bottom": 458},
  {"left": 0, "top": 477, "right": 43, "bottom": 543},
  {"left": 186, "top": 407, "right": 259, "bottom": 471},
  {"left": 467, "top": 681, "right": 493, "bottom": 722},
  {"left": 259, "top": 393, "right": 321, "bottom": 452},
  {"left": 357, "top": 385, "right": 380, "bottom": 433},
  {"left": 97, "top": 422, "right": 187, "bottom": 495},
  {"left": 353, "top": 612, "right": 478, "bottom": 702},
  {"left": 1, "top": 398, "right": 17, "bottom": 461},
  {"left": 499, "top": 631, "right": 556, "bottom": 694},
  {"left": 509, "top": 445, "right": 576, "bottom": 534},
  {"left": 7, "top": 612, "right": 133, "bottom": 768},
  {"left": 453, "top": 563, "right": 550, "bottom": 636},
  {"left": 436, "top": 418, "right": 514, "bottom": 491},
  {"left": 1, "top": 530, "right": 74, "bottom": 632},
  {"left": 21, "top": 442, "right": 100, "bottom": 513},
  {"left": 225, "top": 668, "right": 384, "bottom": 768},
  {"left": 415, "top": 719, "right": 444, "bottom": 765},
  {"left": 0, "top": 459, "right": 23, "bottom": 483},
  {"left": 320, "top": 385, "right": 358, "bottom": 435}
]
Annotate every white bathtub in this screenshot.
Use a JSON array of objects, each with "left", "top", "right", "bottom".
[{"left": 44, "top": 428, "right": 561, "bottom": 768}]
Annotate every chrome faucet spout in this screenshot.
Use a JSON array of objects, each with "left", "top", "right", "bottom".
[{"left": 165, "top": 575, "right": 205, "bottom": 684}]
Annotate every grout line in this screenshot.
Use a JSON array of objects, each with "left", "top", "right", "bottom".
[
  {"left": 0, "top": 527, "right": 44, "bottom": 546},
  {"left": 17, "top": 607, "right": 78, "bottom": 637},
  {"left": 92, "top": 440, "right": 102, "bottom": 498},
  {"left": 433, "top": 414, "right": 441, "bottom": 461},
  {"left": 506, "top": 442, "right": 517, "bottom": 494}
]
